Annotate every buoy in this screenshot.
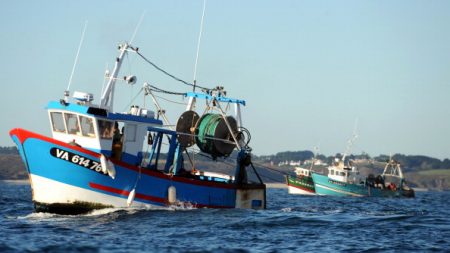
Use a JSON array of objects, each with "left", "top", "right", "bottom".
[
  {"left": 107, "top": 159, "right": 116, "bottom": 179},
  {"left": 168, "top": 186, "right": 176, "bottom": 204},
  {"left": 100, "top": 154, "right": 108, "bottom": 174},
  {"left": 127, "top": 188, "right": 136, "bottom": 207},
  {"left": 100, "top": 154, "right": 116, "bottom": 179}
]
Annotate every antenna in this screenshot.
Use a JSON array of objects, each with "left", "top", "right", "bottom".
[
  {"left": 130, "top": 11, "right": 147, "bottom": 44},
  {"left": 342, "top": 118, "right": 359, "bottom": 162},
  {"left": 309, "top": 145, "right": 320, "bottom": 170},
  {"left": 193, "top": 0, "right": 207, "bottom": 91},
  {"left": 65, "top": 20, "right": 88, "bottom": 102}
]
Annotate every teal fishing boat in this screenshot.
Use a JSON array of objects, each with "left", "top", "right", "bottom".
[
  {"left": 286, "top": 167, "right": 315, "bottom": 195},
  {"left": 312, "top": 159, "right": 414, "bottom": 198}
]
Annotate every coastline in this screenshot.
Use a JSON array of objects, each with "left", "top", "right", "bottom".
[
  {"left": 1, "top": 179, "right": 29, "bottom": 184},
  {"left": 266, "top": 183, "right": 287, "bottom": 189},
  {"left": 3, "top": 180, "right": 290, "bottom": 188},
  {"left": 0, "top": 180, "right": 434, "bottom": 192}
]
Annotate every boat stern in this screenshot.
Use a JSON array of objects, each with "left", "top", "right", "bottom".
[{"left": 235, "top": 184, "right": 266, "bottom": 209}]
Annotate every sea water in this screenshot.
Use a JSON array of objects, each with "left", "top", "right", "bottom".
[{"left": 0, "top": 180, "right": 448, "bottom": 252}]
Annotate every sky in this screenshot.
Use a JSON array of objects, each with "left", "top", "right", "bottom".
[{"left": 1, "top": 0, "right": 450, "bottom": 159}]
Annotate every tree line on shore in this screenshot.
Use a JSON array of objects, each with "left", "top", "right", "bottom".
[
  {"left": 1, "top": 146, "right": 449, "bottom": 190},
  {"left": 257, "top": 150, "right": 450, "bottom": 172},
  {"left": 2, "top": 146, "right": 449, "bottom": 172}
]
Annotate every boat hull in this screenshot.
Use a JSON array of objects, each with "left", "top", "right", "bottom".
[
  {"left": 285, "top": 175, "right": 315, "bottom": 195},
  {"left": 312, "top": 173, "right": 413, "bottom": 197},
  {"left": 10, "top": 128, "right": 266, "bottom": 214}
]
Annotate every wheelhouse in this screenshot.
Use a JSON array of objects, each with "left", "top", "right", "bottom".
[
  {"left": 327, "top": 159, "right": 361, "bottom": 184},
  {"left": 47, "top": 100, "right": 163, "bottom": 165},
  {"left": 294, "top": 167, "right": 311, "bottom": 177}
]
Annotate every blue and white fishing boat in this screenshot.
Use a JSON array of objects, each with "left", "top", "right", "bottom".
[
  {"left": 10, "top": 42, "right": 266, "bottom": 214},
  {"left": 312, "top": 158, "right": 414, "bottom": 198},
  {"left": 311, "top": 158, "right": 365, "bottom": 197}
]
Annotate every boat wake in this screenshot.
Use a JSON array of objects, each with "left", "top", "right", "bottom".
[
  {"left": 15, "top": 203, "right": 199, "bottom": 220},
  {"left": 17, "top": 212, "right": 60, "bottom": 220}
]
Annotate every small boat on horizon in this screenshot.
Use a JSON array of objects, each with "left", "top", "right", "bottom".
[
  {"left": 285, "top": 166, "right": 316, "bottom": 195},
  {"left": 285, "top": 147, "right": 321, "bottom": 195},
  {"left": 312, "top": 158, "right": 415, "bottom": 198}
]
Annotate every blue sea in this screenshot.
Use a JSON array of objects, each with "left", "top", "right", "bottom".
[{"left": 0, "top": 181, "right": 449, "bottom": 252}]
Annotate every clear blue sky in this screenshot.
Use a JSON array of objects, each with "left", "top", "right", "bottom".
[{"left": 1, "top": 1, "right": 450, "bottom": 159}]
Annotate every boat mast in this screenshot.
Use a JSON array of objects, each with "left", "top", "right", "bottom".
[
  {"left": 382, "top": 159, "right": 404, "bottom": 179},
  {"left": 309, "top": 146, "right": 319, "bottom": 171},
  {"left": 100, "top": 43, "right": 129, "bottom": 111},
  {"left": 143, "top": 82, "right": 173, "bottom": 129}
]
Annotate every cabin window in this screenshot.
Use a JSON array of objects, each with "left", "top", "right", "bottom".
[
  {"left": 80, "top": 116, "right": 95, "bottom": 138},
  {"left": 98, "top": 120, "right": 114, "bottom": 139},
  {"left": 125, "top": 124, "right": 137, "bottom": 142},
  {"left": 330, "top": 170, "right": 334, "bottom": 175},
  {"left": 340, "top": 172, "right": 346, "bottom": 176},
  {"left": 50, "top": 112, "right": 66, "bottom": 133},
  {"left": 65, "top": 113, "right": 81, "bottom": 135}
]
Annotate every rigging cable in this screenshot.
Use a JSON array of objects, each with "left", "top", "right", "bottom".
[
  {"left": 189, "top": 150, "right": 284, "bottom": 183},
  {"left": 152, "top": 94, "right": 188, "bottom": 106},
  {"left": 147, "top": 84, "right": 187, "bottom": 96},
  {"left": 251, "top": 161, "right": 293, "bottom": 177},
  {"left": 194, "top": 146, "right": 291, "bottom": 178},
  {"left": 130, "top": 46, "right": 210, "bottom": 91},
  {"left": 122, "top": 88, "right": 144, "bottom": 111}
]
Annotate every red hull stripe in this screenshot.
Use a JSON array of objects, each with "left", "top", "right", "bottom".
[
  {"left": 10, "top": 128, "right": 237, "bottom": 189},
  {"left": 111, "top": 158, "right": 236, "bottom": 189},
  {"left": 287, "top": 183, "right": 315, "bottom": 193},
  {"left": 89, "top": 182, "right": 166, "bottom": 204},
  {"left": 88, "top": 182, "right": 231, "bottom": 208},
  {"left": 10, "top": 128, "right": 100, "bottom": 158}
]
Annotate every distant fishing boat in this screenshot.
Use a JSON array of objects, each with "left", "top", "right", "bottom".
[
  {"left": 285, "top": 167, "right": 315, "bottom": 195},
  {"left": 312, "top": 158, "right": 414, "bottom": 198},
  {"left": 9, "top": 42, "right": 266, "bottom": 214}
]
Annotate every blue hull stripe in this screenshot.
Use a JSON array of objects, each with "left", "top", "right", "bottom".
[
  {"left": 10, "top": 128, "right": 239, "bottom": 208},
  {"left": 312, "top": 173, "right": 402, "bottom": 197}
]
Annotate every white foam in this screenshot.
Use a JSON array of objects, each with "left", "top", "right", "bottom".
[
  {"left": 17, "top": 212, "right": 60, "bottom": 220},
  {"left": 84, "top": 207, "right": 126, "bottom": 216},
  {"left": 167, "top": 201, "right": 197, "bottom": 211}
]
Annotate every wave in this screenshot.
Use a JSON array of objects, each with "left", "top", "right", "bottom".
[
  {"left": 14, "top": 201, "right": 199, "bottom": 221},
  {"left": 17, "top": 212, "right": 61, "bottom": 220}
]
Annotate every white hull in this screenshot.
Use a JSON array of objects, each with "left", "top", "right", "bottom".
[
  {"left": 30, "top": 174, "right": 153, "bottom": 208},
  {"left": 287, "top": 185, "right": 316, "bottom": 195}
]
